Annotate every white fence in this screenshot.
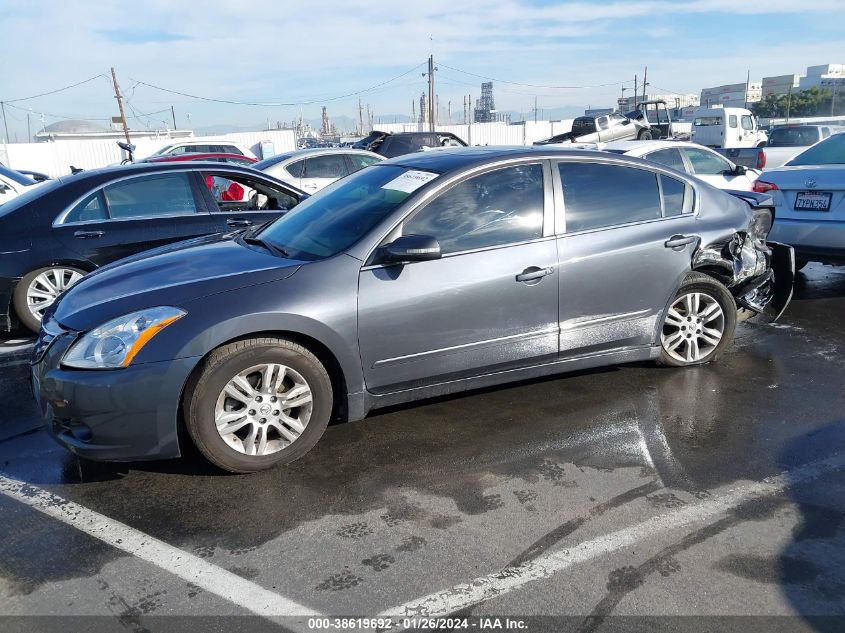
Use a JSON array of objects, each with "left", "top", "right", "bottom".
[
  {"left": 1, "top": 129, "right": 297, "bottom": 178},
  {"left": 373, "top": 120, "right": 575, "bottom": 145}
]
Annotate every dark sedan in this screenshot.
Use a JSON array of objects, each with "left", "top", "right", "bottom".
[
  {"left": 33, "top": 147, "right": 794, "bottom": 473},
  {"left": 0, "top": 162, "right": 305, "bottom": 332}
]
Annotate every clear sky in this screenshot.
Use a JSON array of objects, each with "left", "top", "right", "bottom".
[{"left": 0, "top": 0, "right": 843, "bottom": 137}]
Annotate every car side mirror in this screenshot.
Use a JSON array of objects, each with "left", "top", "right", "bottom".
[
  {"left": 380, "top": 235, "right": 441, "bottom": 264},
  {"left": 621, "top": 119, "right": 631, "bottom": 125},
  {"left": 732, "top": 165, "right": 747, "bottom": 176},
  {"left": 0, "top": 183, "right": 9, "bottom": 194}
]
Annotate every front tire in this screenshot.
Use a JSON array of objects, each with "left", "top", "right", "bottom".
[
  {"left": 658, "top": 273, "right": 737, "bottom": 367},
  {"left": 13, "top": 266, "right": 86, "bottom": 333},
  {"left": 184, "top": 337, "right": 333, "bottom": 473},
  {"left": 638, "top": 129, "right": 653, "bottom": 140}
]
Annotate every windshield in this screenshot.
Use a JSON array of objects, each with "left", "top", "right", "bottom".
[
  {"left": 785, "top": 133, "right": 845, "bottom": 166},
  {"left": 253, "top": 151, "right": 297, "bottom": 170},
  {"left": 257, "top": 165, "right": 438, "bottom": 260},
  {"left": 0, "top": 164, "right": 36, "bottom": 186},
  {"left": 694, "top": 116, "right": 722, "bottom": 126},
  {"left": 768, "top": 127, "right": 820, "bottom": 147}
]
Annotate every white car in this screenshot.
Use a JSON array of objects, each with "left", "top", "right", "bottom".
[
  {"left": 254, "top": 148, "right": 384, "bottom": 193},
  {"left": 148, "top": 140, "right": 257, "bottom": 160},
  {"left": 601, "top": 140, "right": 760, "bottom": 191},
  {"left": 758, "top": 133, "right": 845, "bottom": 269},
  {"left": 0, "top": 165, "right": 41, "bottom": 204}
]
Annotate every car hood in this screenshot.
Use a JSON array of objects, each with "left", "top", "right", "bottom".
[{"left": 53, "top": 233, "right": 304, "bottom": 331}]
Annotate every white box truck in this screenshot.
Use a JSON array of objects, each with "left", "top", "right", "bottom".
[{"left": 690, "top": 107, "right": 768, "bottom": 148}]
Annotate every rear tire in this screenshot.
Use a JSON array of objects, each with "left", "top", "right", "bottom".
[
  {"left": 184, "top": 337, "right": 333, "bottom": 473},
  {"left": 657, "top": 273, "right": 737, "bottom": 367},
  {"left": 13, "top": 266, "right": 86, "bottom": 333},
  {"left": 638, "top": 129, "right": 653, "bottom": 140}
]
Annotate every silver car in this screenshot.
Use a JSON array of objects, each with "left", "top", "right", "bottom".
[{"left": 34, "top": 147, "right": 794, "bottom": 472}]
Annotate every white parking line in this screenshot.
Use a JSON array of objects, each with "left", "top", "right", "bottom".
[
  {"left": 0, "top": 474, "right": 322, "bottom": 619},
  {"left": 380, "top": 453, "right": 845, "bottom": 618}
]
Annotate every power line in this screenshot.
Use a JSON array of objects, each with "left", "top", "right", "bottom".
[
  {"left": 4, "top": 101, "right": 112, "bottom": 122},
  {"left": 130, "top": 63, "right": 428, "bottom": 107},
  {"left": 2, "top": 74, "right": 108, "bottom": 103},
  {"left": 437, "top": 62, "right": 632, "bottom": 90}
]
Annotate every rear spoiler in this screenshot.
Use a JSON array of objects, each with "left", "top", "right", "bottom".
[{"left": 724, "top": 189, "right": 774, "bottom": 209}]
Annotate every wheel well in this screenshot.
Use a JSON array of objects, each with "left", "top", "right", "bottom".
[
  {"left": 177, "top": 329, "right": 350, "bottom": 446},
  {"left": 691, "top": 265, "right": 732, "bottom": 287}
]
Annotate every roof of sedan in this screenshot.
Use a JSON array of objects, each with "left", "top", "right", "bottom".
[
  {"left": 382, "top": 145, "right": 609, "bottom": 173},
  {"left": 55, "top": 160, "right": 262, "bottom": 185}
]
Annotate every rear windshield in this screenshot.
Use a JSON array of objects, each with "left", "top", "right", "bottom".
[
  {"left": 785, "top": 133, "right": 845, "bottom": 166},
  {"left": 571, "top": 118, "right": 596, "bottom": 134},
  {"left": 258, "top": 165, "right": 437, "bottom": 260},
  {"left": 694, "top": 117, "right": 722, "bottom": 126},
  {"left": 768, "top": 127, "right": 820, "bottom": 147},
  {"left": 253, "top": 152, "right": 297, "bottom": 170}
]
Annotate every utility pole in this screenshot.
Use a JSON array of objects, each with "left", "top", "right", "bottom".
[
  {"left": 358, "top": 97, "right": 364, "bottom": 135},
  {"left": 0, "top": 102, "right": 9, "bottom": 143},
  {"left": 620, "top": 84, "right": 627, "bottom": 110},
  {"left": 412, "top": 99, "right": 416, "bottom": 125},
  {"left": 832, "top": 82, "right": 838, "bottom": 116},
  {"left": 423, "top": 55, "right": 436, "bottom": 132},
  {"left": 447, "top": 100, "right": 451, "bottom": 124},
  {"left": 534, "top": 96, "right": 538, "bottom": 122},
  {"left": 27, "top": 111, "right": 31, "bottom": 142},
  {"left": 634, "top": 75, "right": 638, "bottom": 109},
  {"left": 786, "top": 85, "right": 792, "bottom": 122},
  {"left": 744, "top": 69, "right": 751, "bottom": 109},
  {"left": 171, "top": 105, "right": 177, "bottom": 130},
  {"left": 110, "top": 67, "right": 131, "bottom": 145},
  {"left": 641, "top": 66, "right": 648, "bottom": 104}
]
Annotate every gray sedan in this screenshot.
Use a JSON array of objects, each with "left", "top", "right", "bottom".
[{"left": 33, "top": 147, "right": 794, "bottom": 472}]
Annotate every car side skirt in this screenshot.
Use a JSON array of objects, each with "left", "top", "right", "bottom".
[{"left": 352, "top": 345, "right": 658, "bottom": 419}]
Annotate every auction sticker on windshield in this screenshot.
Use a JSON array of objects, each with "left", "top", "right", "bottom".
[{"left": 382, "top": 170, "right": 439, "bottom": 194}]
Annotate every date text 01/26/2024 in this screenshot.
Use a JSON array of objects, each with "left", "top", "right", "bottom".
[{"left": 306, "top": 617, "right": 528, "bottom": 630}]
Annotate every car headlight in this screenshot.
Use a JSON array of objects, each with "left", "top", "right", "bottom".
[{"left": 62, "top": 306, "right": 185, "bottom": 369}]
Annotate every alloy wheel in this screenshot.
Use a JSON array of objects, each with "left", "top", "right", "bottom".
[
  {"left": 26, "top": 268, "right": 84, "bottom": 320},
  {"left": 214, "top": 363, "right": 313, "bottom": 456},
  {"left": 660, "top": 292, "right": 725, "bottom": 363}
]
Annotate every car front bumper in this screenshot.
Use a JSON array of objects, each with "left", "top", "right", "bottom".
[
  {"left": 769, "top": 219, "right": 845, "bottom": 265},
  {"left": 31, "top": 325, "right": 202, "bottom": 462}
]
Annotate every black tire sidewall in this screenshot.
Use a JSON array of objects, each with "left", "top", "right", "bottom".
[
  {"left": 658, "top": 276, "right": 737, "bottom": 367},
  {"left": 13, "top": 266, "right": 86, "bottom": 333},
  {"left": 186, "top": 341, "right": 332, "bottom": 473}
]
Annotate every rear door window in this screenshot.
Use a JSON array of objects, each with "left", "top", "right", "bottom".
[
  {"left": 304, "top": 155, "right": 349, "bottom": 179},
  {"left": 643, "top": 148, "right": 687, "bottom": 173},
  {"left": 103, "top": 173, "right": 199, "bottom": 219},
  {"left": 64, "top": 190, "right": 108, "bottom": 223},
  {"left": 558, "top": 162, "right": 662, "bottom": 233},
  {"left": 660, "top": 175, "right": 689, "bottom": 217}
]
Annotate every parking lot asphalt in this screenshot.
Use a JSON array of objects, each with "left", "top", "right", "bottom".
[{"left": 0, "top": 264, "right": 844, "bottom": 631}]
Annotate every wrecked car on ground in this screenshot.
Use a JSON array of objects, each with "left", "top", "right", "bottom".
[{"left": 32, "top": 147, "right": 793, "bottom": 473}]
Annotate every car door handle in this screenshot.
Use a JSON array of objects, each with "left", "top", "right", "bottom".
[
  {"left": 664, "top": 235, "right": 698, "bottom": 249},
  {"left": 226, "top": 218, "right": 253, "bottom": 227},
  {"left": 73, "top": 230, "right": 104, "bottom": 238},
  {"left": 516, "top": 266, "right": 554, "bottom": 283}
]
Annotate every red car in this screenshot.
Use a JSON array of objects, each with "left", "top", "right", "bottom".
[{"left": 141, "top": 152, "right": 257, "bottom": 167}]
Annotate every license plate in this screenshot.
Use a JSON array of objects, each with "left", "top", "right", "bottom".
[{"left": 794, "top": 191, "right": 832, "bottom": 211}]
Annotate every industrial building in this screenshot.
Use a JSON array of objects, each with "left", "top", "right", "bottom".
[
  {"left": 762, "top": 74, "right": 800, "bottom": 97},
  {"left": 761, "top": 64, "right": 844, "bottom": 98},
  {"left": 700, "top": 82, "right": 762, "bottom": 108},
  {"left": 474, "top": 82, "right": 496, "bottom": 123},
  {"left": 616, "top": 93, "right": 699, "bottom": 112}
]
